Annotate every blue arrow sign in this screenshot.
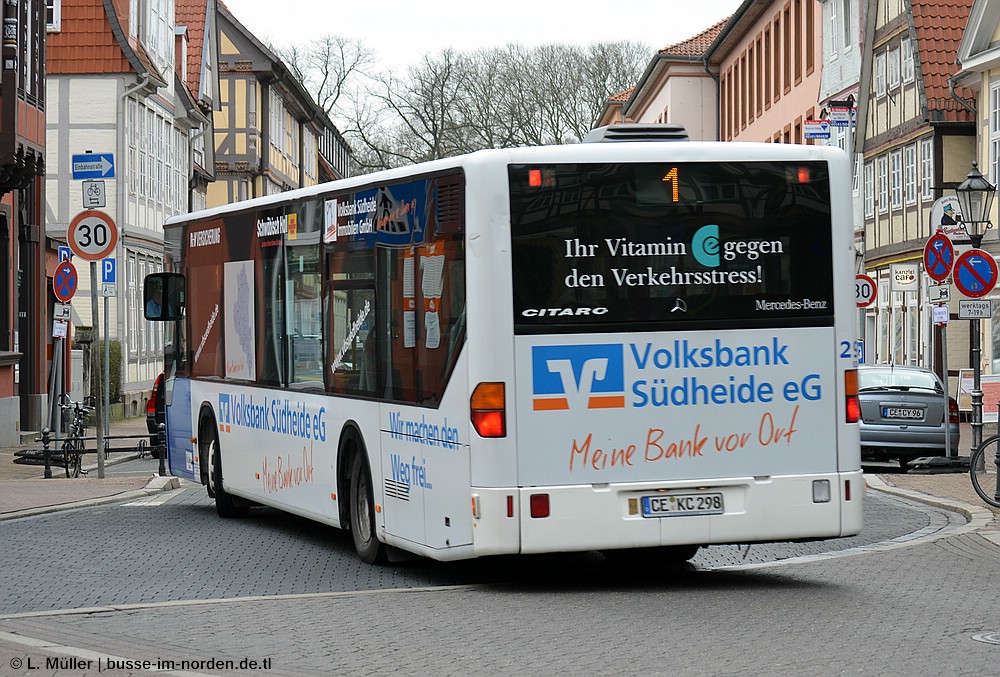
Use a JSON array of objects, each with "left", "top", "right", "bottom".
[{"left": 72, "top": 153, "right": 115, "bottom": 180}]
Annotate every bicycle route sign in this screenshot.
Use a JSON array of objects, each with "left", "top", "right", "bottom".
[
  {"left": 923, "top": 233, "right": 954, "bottom": 282},
  {"left": 82, "top": 179, "right": 106, "bottom": 208},
  {"left": 53, "top": 260, "right": 78, "bottom": 303},
  {"left": 954, "top": 249, "right": 998, "bottom": 298}
]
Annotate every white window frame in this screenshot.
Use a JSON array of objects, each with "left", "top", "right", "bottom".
[
  {"left": 875, "top": 52, "right": 887, "bottom": 97},
  {"left": 841, "top": 0, "right": 852, "bottom": 53},
  {"left": 920, "top": 139, "right": 934, "bottom": 201},
  {"left": 906, "top": 298, "right": 919, "bottom": 365},
  {"left": 864, "top": 160, "right": 874, "bottom": 218},
  {"left": 888, "top": 46, "right": 901, "bottom": 90},
  {"left": 128, "top": 254, "right": 138, "bottom": 357},
  {"left": 901, "top": 38, "right": 914, "bottom": 83},
  {"left": 890, "top": 150, "right": 903, "bottom": 209},
  {"left": 46, "top": 0, "right": 60, "bottom": 32},
  {"left": 829, "top": 0, "right": 840, "bottom": 60},
  {"left": 877, "top": 154, "right": 889, "bottom": 214},
  {"left": 904, "top": 144, "right": 917, "bottom": 206}
]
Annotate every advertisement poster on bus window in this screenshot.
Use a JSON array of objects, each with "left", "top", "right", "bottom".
[{"left": 224, "top": 260, "right": 256, "bottom": 380}]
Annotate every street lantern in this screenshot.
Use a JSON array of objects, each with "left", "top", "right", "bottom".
[
  {"left": 954, "top": 161, "right": 997, "bottom": 495},
  {"left": 956, "top": 161, "right": 996, "bottom": 248}
]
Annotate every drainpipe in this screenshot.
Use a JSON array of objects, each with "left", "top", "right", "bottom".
[
  {"left": 948, "top": 74, "right": 977, "bottom": 116},
  {"left": 703, "top": 55, "right": 721, "bottom": 141}
]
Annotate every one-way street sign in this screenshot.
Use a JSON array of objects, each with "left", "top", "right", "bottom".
[{"left": 72, "top": 153, "right": 115, "bottom": 180}]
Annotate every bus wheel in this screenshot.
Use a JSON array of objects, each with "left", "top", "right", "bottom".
[
  {"left": 208, "top": 431, "right": 248, "bottom": 519},
  {"left": 349, "top": 452, "right": 386, "bottom": 564}
]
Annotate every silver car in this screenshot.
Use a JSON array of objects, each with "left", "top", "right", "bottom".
[{"left": 857, "top": 364, "right": 960, "bottom": 470}]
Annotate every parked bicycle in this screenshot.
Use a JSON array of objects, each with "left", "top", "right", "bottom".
[
  {"left": 970, "top": 435, "right": 1000, "bottom": 509},
  {"left": 58, "top": 395, "right": 94, "bottom": 478}
]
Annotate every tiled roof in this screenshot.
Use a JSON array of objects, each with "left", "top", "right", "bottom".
[
  {"left": 912, "top": 0, "right": 977, "bottom": 122},
  {"left": 48, "top": 0, "right": 133, "bottom": 74},
  {"left": 176, "top": 0, "right": 209, "bottom": 104},
  {"left": 659, "top": 18, "right": 729, "bottom": 57},
  {"left": 610, "top": 86, "right": 634, "bottom": 102}
]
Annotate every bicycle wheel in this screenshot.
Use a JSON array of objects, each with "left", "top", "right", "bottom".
[{"left": 970, "top": 435, "right": 1000, "bottom": 508}]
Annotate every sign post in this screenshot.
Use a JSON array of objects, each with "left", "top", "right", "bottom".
[{"left": 68, "top": 210, "right": 119, "bottom": 479}]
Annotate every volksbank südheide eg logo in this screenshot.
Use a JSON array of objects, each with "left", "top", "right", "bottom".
[{"left": 531, "top": 344, "right": 625, "bottom": 411}]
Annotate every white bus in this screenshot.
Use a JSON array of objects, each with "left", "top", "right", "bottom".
[{"left": 146, "top": 135, "right": 863, "bottom": 564}]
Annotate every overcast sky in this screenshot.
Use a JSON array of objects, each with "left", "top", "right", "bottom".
[{"left": 221, "top": 0, "right": 743, "bottom": 72}]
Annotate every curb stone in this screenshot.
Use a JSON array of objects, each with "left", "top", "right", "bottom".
[
  {"left": 865, "top": 473, "right": 1000, "bottom": 547},
  {"left": 0, "top": 475, "right": 181, "bottom": 521}
]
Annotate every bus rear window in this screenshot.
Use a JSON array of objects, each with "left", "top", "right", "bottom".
[{"left": 509, "top": 161, "right": 834, "bottom": 334}]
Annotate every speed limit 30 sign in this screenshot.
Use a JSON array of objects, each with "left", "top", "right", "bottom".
[
  {"left": 68, "top": 209, "right": 118, "bottom": 261},
  {"left": 855, "top": 274, "right": 877, "bottom": 307}
]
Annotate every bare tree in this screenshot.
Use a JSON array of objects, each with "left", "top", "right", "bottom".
[
  {"left": 273, "top": 35, "right": 374, "bottom": 117},
  {"left": 282, "top": 37, "right": 649, "bottom": 173}
]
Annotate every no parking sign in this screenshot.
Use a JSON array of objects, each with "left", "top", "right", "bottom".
[{"left": 954, "top": 249, "right": 998, "bottom": 298}]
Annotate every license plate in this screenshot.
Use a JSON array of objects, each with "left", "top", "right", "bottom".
[
  {"left": 641, "top": 492, "right": 724, "bottom": 517},
  {"left": 883, "top": 407, "right": 922, "bottom": 419}
]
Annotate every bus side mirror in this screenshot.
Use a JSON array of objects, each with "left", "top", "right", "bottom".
[{"left": 144, "top": 272, "right": 185, "bottom": 322}]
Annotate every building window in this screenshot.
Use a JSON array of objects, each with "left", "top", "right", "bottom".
[
  {"left": 875, "top": 51, "right": 886, "bottom": 97},
  {"left": 773, "top": 16, "right": 781, "bottom": 101},
  {"left": 756, "top": 36, "right": 763, "bottom": 116},
  {"left": 45, "top": 0, "right": 60, "bottom": 31},
  {"left": 888, "top": 46, "right": 901, "bottom": 90},
  {"left": 805, "top": 0, "right": 814, "bottom": 74},
  {"left": 128, "top": 254, "right": 137, "bottom": 357},
  {"left": 783, "top": 5, "right": 791, "bottom": 91},
  {"left": 901, "top": 38, "right": 914, "bottom": 83},
  {"left": 864, "top": 161, "right": 874, "bottom": 218},
  {"left": 906, "top": 299, "right": 919, "bottom": 365},
  {"left": 829, "top": 0, "right": 840, "bottom": 60},
  {"left": 877, "top": 154, "right": 888, "bottom": 214},
  {"left": 920, "top": 139, "right": 934, "bottom": 201},
  {"left": 841, "top": 0, "right": 852, "bottom": 52},
  {"left": 764, "top": 26, "right": 772, "bottom": 109},
  {"left": 904, "top": 144, "right": 917, "bottom": 206},
  {"left": 890, "top": 150, "right": 902, "bottom": 209}
]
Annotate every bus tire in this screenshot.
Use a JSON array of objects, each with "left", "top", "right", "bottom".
[
  {"left": 207, "top": 428, "right": 248, "bottom": 519},
  {"left": 349, "top": 452, "right": 386, "bottom": 564}
]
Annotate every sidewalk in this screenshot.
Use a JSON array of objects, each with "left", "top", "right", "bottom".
[{"left": 0, "top": 415, "right": 179, "bottom": 520}]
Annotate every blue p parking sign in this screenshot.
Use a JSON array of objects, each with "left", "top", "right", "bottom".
[{"left": 101, "top": 257, "right": 116, "bottom": 284}]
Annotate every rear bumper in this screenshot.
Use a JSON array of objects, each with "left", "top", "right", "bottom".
[
  {"left": 860, "top": 424, "right": 960, "bottom": 457},
  {"left": 471, "top": 471, "right": 864, "bottom": 557}
]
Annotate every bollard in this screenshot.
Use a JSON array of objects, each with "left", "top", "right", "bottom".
[
  {"left": 41, "top": 428, "right": 52, "bottom": 479},
  {"left": 157, "top": 423, "right": 167, "bottom": 477}
]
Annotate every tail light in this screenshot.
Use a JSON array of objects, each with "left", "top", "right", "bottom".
[
  {"left": 471, "top": 382, "right": 506, "bottom": 438},
  {"left": 948, "top": 397, "right": 959, "bottom": 424},
  {"left": 147, "top": 373, "right": 163, "bottom": 416},
  {"left": 845, "top": 368, "right": 860, "bottom": 423}
]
